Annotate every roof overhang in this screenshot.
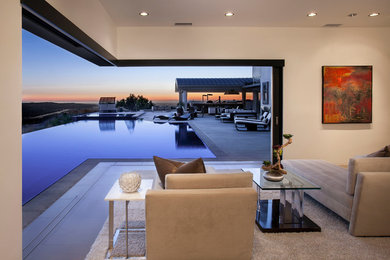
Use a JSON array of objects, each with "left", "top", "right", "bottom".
[{"left": 175, "top": 78, "right": 255, "bottom": 93}]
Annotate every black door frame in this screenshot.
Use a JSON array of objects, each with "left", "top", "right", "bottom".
[{"left": 21, "top": 0, "right": 285, "bottom": 151}]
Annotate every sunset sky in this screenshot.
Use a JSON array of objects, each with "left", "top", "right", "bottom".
[{"left": 22, "top": 30, "right": 252, "bottom": 104}]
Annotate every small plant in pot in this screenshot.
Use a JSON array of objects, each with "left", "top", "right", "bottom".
[{"left": 262, "top": 134, "right": 293, "bottom": 181}]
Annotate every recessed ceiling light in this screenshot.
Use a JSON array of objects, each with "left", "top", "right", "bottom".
[
  {"left": 368, "top": 12, "right": 380, "bottom": 17},
  {"left": 348, "top": 13, "right": 358, "bottom": 17},
  {"left": 225, "top": 12, "right": 234, "bottom": 17},
  {"left": 307, "top": 12, "right": 317, "bottom": 17},
  {"left": 139, "top": 12, "right": 149, "bottom": 16}
]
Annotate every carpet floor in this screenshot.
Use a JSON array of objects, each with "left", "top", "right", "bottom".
[{"left": 85, "top": 176, "right": 390, "bottom": 259}]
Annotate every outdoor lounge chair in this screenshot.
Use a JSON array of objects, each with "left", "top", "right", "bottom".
[
  {"left": 153, "top": 114, "right": 173, "bottom": 123},
  {"left": 169, "top": 113, "right": 193, "bottom": 123},
  {"left": 221, "top": 109, "right": 257, "bottom": 123},
  {"left": 235, "top": 113, "right": 271, "bottom": 131},
  {"left": 234, "top": 111, "right": 269, "bottom": 124}
]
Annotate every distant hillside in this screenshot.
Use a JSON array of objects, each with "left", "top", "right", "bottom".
[
  {"left": 22, "top": 102, "right": 99, "bottom": 133},
  {"left": 22, "top": 102, "right": 98, "bottom": 119}
]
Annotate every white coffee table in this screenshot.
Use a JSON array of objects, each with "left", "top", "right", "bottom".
[{"left": 105, "top": 179, "right": 153, "bottom": 258}]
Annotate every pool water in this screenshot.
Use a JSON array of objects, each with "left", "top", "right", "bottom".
[{"left": 22, "top": 120, "right": 215, "bottom": 204}]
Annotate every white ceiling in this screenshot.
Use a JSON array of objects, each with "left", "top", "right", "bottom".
[{"left": 99, "top": 0, "right": 390, "bottom": 27}]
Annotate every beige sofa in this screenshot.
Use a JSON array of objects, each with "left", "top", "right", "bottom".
[
  {"left": 283, "top": 157, "right": 390, "bottom": 236},
  {"left": 145, "top": 172, "right": 257, "bottom": 260}
]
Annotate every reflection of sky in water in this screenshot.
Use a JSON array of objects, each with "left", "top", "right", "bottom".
[{"left": 22, "top": 120, "right": 215, "bottom": 204}]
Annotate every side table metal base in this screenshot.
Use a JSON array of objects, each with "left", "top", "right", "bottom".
[{"left": 256, "top": 199, "right": 321, "bottom": 233}]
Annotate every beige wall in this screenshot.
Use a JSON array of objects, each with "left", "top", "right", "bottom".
[
  {"left": 0, "top": 0, "right": 22, "bottom": 259},
  {"left": 117, "top": 27, "right": 390, "bottom": 164},
  {"left": 48, "top": 0, "right": 117, "bottom": 57}
]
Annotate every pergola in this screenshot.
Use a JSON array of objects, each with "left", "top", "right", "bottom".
[{"left": 175, "top": 78, "right": 261, "bottom": 112}]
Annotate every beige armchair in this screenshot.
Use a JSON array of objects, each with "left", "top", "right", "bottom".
[
  {"left": 347, "top": 157, "right": 390, "bottom": 236},
  {"left": 145, "top": 172, "right": 257, "bottom": 260}
]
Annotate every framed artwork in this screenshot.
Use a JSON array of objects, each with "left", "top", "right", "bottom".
[
  {"left": 262, "top": 81, "right": 269, "bottom": 105},
  {"left": 322, "top": 66, "right": 372, "bottom": 124}
]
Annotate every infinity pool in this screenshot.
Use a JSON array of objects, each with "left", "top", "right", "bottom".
[{"left": 22, "top": 120, "right": 215, "bottom": 204}]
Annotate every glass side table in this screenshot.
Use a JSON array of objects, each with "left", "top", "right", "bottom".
[{"left": 242, "top": 168, "right": 321, "bottom": 233}]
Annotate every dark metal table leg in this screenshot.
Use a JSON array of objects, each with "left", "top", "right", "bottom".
[
  {"left": 125, "top": 201, "right": 129, "bottom": 259},
  {"left": 108, "top": 201, "right": 114, "bottom": 250}
]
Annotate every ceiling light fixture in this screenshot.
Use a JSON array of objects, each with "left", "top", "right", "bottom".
[
  {"left": 368, "top": 12, "right": 380, "bottom": 17},
  {"left": 307, "top": 12, "right": 317, "bottom": 17},
  {"left": 225, "top": 12, "right": 234, "bottom": 17},
  {"left": 139, "top": 12, "right": 149, "bottom": 16},
  {"left": 348, "top": 13, "right": 358, "bottom": 17}
]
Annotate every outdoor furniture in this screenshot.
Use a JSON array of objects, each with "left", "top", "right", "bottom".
[
  {"left": 243, "top": 168, "right": 321, "bottom": 233},
  {"left": 170, "top": 113, "right": 192, "bottom": 122},
  {"left": 145, "top": 173, "right": 257, "bottom": 260},
  {"left": 221, "top": 109, "right": 257, "bottom": 122},
  {"left": 105, "top": 179, "right": 153, "bottom": 258},
  {"left": 282, "top": 157, "right": 390, "bottom": 236},
  {"left": 235, "top": 111, "right": 269, "bottom": 123},
  {"left": 235, "top": 113, "right": 271, "bottom": 131},
  {"left": 153, "top": 114, "right": 172, "bottom": 123}
]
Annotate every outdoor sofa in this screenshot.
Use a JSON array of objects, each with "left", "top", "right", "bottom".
[{"left": 283, "top": 155, "right": 390, "bottom": 236}]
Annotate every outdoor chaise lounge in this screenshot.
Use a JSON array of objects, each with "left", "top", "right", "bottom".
[
  {"left": 220, "top": 109, "right": 257, "bottom": 122},
  {"left": 169, "top": 113, "right": 193, "bottom": 123},
  {"left": 153, "top": 114, "right": 173, "bottom": 123},
  {"left": 235, "top": 113, "right": 271, "bottom": 131}
]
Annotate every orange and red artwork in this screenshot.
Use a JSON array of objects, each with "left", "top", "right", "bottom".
[{"left": 322, "top": 66, "right": 372, "bottom": 124}]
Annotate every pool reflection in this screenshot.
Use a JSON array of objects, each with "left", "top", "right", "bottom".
[{"left": 175, "top": 124, "right": 206, "bottom": 148}]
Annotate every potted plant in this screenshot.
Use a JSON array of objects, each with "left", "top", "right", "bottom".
[{"left": 261, "top": 134, "right": 293, "bottom": 181}]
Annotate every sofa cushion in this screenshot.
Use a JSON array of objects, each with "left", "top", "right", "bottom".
[
  {"left": 282, "top": 159, "right": 353, "bottom": 221},
  {"left": 153, "top": 156, "right": 206, "bottom": 188},
  {"left": 367, "top": 145, "right": 390, "bottom": 157}
]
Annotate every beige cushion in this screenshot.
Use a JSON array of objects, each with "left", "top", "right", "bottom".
[
  {"left": 153, "top": 156, "right": 206, "bottom": 188},
  {"left": 165, "top": 172, "right": 253, "bottom": 189}
]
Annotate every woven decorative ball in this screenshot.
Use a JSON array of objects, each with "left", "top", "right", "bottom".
[{"left": 119, "top": 172, "right": 141, "bottom": 193}]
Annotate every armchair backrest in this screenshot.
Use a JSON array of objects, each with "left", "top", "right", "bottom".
[
  {"left": 165, "top": 172, "right": 253, "bottom": 189},
  {"left": 347, "top": 156, "right": 390, "bottom": 195},
  {"left": 145, "top": 173, "right": 257, "bottom": 260}
]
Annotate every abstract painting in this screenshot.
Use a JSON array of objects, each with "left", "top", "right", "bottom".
[{"left": 322, "top": 66, "right": 372, "bottom": 124}]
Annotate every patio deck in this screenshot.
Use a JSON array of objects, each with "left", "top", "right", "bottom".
[{"left": 188, "top": 115, "right": 270, "bottom": 161}]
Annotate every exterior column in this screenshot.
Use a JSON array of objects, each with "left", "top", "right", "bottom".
[
  {"left": 253, "top": 90, "right": 260, "bottom": 113},
  {"left": 242, "top": 91, "right": 246, "bottom": 109},
  {"left": 182, "top": 90, "right": 188, "bottom": 109},
  {"left": 179, "top": 90, "right": 183, "bottom": 105}
]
